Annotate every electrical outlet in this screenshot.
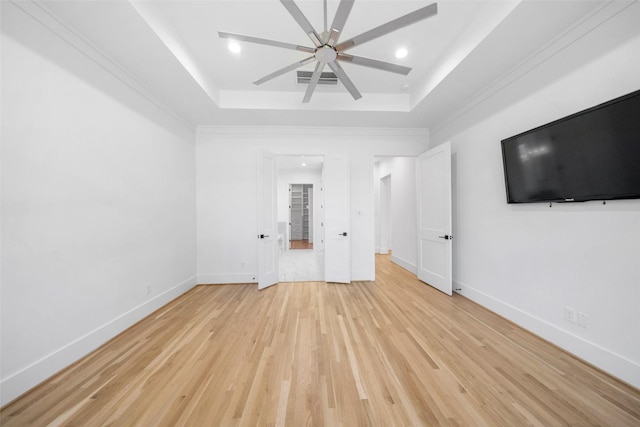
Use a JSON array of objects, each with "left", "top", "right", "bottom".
[
  {"left": 578, "top": 312, "right": 589, "bottom": 328},
  {"left": 564, "top": 306, "right": 576, "bottom": 324}
]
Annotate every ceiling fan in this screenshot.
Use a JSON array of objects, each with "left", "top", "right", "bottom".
[{"left": 219, "top": 0, "right": 438, "bottom": 103}]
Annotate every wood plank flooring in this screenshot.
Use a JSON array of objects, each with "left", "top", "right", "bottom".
[
  {"left": 289, "top": 240, "right": 313, "bottom": 250},
  {"left": 2, "top": 254, "right": 639, "bottom": 425}
]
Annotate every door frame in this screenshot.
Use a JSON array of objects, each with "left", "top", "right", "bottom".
[
  {"left": 372, "top": 152, "right": 452, "bottom": 289},
  {"left": 288, "top": 183, "right": 315, "bottom": 249},
  {"left": 262, "top": 149, "right": 350, "bottom": 283}
]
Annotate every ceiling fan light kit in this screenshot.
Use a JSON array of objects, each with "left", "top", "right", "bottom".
[{"left": 219, "top": 0, "right": 438, "bottom": 103}]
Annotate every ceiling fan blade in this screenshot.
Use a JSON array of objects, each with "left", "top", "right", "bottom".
[
  {"left": 335, "top": 3, "right": 437, "bottom": 52},
  {"left": 327, "top": 0, "right": 355, "bottom": 46},
  {"left": 218, "top": 32, "right": 315, "bottom": 54},
  {"left": 337, "top": 53, "right": 411, "bottom": 75},
  {"left": 253, "top": 56, "right": 316, "bottom": 85},
  {"left": 303, "top": 62, "right": 325, "bottom": 103},
  {"left": 280, "top": 0, "right": 324, "bottom": 47},
  {"left": 327, "top": 61, "right": 362, "bottom": 100}
]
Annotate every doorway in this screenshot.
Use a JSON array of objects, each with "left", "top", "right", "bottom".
[
  {"left": 289, "top": 183, "right": 313, "bottom": 250},
  {"left": 277, "top": 156, "right": 324, "bottom": 282},
  {"left": 373, "top": 156, "right": 419, "bottom": 274}
]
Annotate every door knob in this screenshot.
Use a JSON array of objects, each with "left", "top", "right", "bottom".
[
  {"left": 438, "top": 235, "right": 452, "bottom": 240},
  {"left": 258, "top": 234, "right": 270, "bottom": 239},
  {"left": 339, "top": 232, "right": 348, "bottom": 236}
]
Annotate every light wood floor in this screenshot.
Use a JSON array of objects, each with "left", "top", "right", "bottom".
[
  {"left": 289, "top": 239, "right": 313, "bottom": 250},
  {"left": 2, "top": 255, "right": 639, "bottom": 426}
]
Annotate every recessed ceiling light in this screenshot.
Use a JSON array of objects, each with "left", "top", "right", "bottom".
[
  {"left": 228, "top": 41, "right": 241, "bottom": 53},
  {"left": 301, "top": 163, "right": 307, "bottom": 167},
  {"left": 395, "top": 47, "right": 408, "bottom": 59}
]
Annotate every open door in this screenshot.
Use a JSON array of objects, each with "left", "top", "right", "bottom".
[
  {"left": 416, "top": 142, "right": 452, "bottom": 295},
  {"left": 324, "top": 153, "right": 350, "bottom": 283},
  {"left": 258, "top": 151, "right": 279, "bottom": 289}
]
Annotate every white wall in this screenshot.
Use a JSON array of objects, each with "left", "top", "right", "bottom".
[
  {"left": 1, "top": 3, "right": 197, "bottom": 405},
  {"left": 431, "top": 4, "right": 640, "bottom": 388},
  {"left": 374, "top": 157, "right": 418, "bottom": 272},
  {"left": 277, "top": 168, "right": 323, "bottom": 248},
  {"left": 196, "top": 128, "right": 428, "bottom": 284}
]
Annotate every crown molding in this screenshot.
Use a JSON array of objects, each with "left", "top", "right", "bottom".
[
  {"left": 9, "top": 0, "right": 195, "bottom": 132},
  {"left": 435, "top": 0, "right": 635, "bottom": 133},
  {"left": 196, "top": 125, "right": 428, "bottom": 138}
]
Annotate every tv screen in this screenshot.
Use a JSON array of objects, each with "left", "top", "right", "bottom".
[{"left": 501, "top": 89, "right": 640, "bottom": 204}]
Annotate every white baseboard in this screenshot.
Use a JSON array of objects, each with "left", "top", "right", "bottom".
[
  {"left": 454, "top": 279, "right": 640, "bottom": 390},
  {"left": 198, "top": 273, "right": 257, "bottom": 284},
  {"left": 391, "top": 254, "right": 417, "bottom": 275},
  {"left": 0, "top": 275, "right": 197, "bottom": 407}
]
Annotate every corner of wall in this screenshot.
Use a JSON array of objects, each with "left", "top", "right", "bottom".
[
  {"left": 0, "top": 276, "right": 197, "bottom": 407},
  {"left": 454, "top": 279, "right": 640, "bottom": 389},
  {"left": 391, "top": 255, "right": 417, "bottom": 275}
]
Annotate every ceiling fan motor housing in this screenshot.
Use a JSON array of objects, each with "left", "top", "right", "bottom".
[{"left": 315, "top": 45, "right": 338, "bottom": 63}]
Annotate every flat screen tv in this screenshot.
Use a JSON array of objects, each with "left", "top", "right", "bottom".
[{"left": 501, "top": 89, "right": 640, "bottom": 204}]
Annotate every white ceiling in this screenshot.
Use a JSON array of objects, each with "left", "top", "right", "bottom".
[{"left": 31, "top": 0, "right": 618, "bottom": 129}]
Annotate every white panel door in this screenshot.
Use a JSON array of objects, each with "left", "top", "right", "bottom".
[
  {"left": 416, "top": 142, "right": 452, "bottom": 295},
  {"left": 324, "top": 153, "right": 350, "bottom": 283},
  {"left": 258, "top": 151, "right": 279, "bottom": 290}
]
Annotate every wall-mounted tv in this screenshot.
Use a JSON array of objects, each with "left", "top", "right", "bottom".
[{"left": 501, "top": 89, "right": 640, "bottom": 204}]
